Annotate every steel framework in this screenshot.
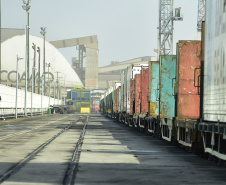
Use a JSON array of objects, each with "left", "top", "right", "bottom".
[
  {"left": 158, "top": 0, "right": 174, "bottom": 55},
  {"left": 197, "top": 0, "right": 206, "bottom": 32},
  {"left": 158, "top": 0, "right": 183, "bottom": 55}
]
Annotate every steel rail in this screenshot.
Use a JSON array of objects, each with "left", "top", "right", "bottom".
[
  {"left": 0, "top": 117, "right": 79, "bottom": 184},
  {"left": 63, "top": 116, "right": 89, "bottom": 185}
]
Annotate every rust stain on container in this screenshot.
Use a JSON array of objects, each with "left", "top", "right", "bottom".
[
  {"left": 134, "top": 74, "right": 141, "bottom": 115},
  {"left": 177, "top": 40, "right": 201, "bottom": 120},
  {"left": 140, "top": 68, "right": 149, "bottom": 114},
  {"left": 149, "top": 102, "right": 157, "bottom": 116},
  {"left": 148, "top": 61, "right": 159, "bottom": 117},
  {"left": 114, "top": 87, "right": 120, "bottom": 112},
  {"left": 130, "top": 79, "right": 135, "bottom": 115}
]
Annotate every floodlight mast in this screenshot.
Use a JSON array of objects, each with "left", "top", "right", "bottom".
[
  {"left": 22, "top": 0, "right": 31, "bottom": 116},
  {"left": 40, "top": 27, "right": 46, "bottom": 95}
]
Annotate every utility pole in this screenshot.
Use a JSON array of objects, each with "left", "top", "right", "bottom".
[
  {"left": 40, "top": 27, "right": 46, "bottom": 95},
  {"left": 158, "top": 0, "right": 183, "bottom": 56},
  {"left": 37, "top": 47, "right": 41, "bottom": 94}
]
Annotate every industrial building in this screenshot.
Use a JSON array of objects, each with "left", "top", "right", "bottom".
[
  {"left": 98, "top": 56, "right": 157, "bottom": 89},
  {"left": 1, "top": 29, "right": 83, "bottom": 92}
]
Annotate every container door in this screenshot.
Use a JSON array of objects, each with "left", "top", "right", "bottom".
[
  {"left": 160, "top": 55, "right": 176, "bottom": 118},
  {"left": 141, "top": 68, "right": 149, "bottom": 114},
  {"left": 135, "top": 74, "right": 141, "bottom": 115},
  {"left": 177, "top": 41, "right": 201, "bottom": 120},
  {"left": 150, "top": 62, "right": 159, "bottom": 117}
]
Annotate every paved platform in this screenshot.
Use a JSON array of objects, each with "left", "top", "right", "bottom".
[
  {"left": 76, "top": 114, "right": 226, "bottom": 185},
  {"left": 0, "top": 114, "right": 226, "bottom": 185}
]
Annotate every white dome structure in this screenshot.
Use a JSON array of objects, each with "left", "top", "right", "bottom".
[{"left": 1, "top": 34, "right": 83, "bottom": 89}]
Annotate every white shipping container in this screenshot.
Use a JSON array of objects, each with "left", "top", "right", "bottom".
[
  {"left": 114, "top": 82, "right": 121, "bottom": 90},
  {"left": 120, "top": 70, "right": 125, "bottom": 112},
  {"left": 204, "top": 0, "right": 226, "bottom": 122}
]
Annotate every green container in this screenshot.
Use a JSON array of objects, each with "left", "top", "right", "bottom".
[{"left": 48, "top": 108, "right": 52, "bottom": 114}]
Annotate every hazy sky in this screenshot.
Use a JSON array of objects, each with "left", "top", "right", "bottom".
[{"left": 2, "top": 0, "right": 198, "bottom": 67}]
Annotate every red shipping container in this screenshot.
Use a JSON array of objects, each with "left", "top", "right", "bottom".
[
  {"left": 177, "top": 40, "right": 201, "bottom": 120},
  {"left": 130, "top": 79, "right": 135, "bottom": 115},
  {"left": 134, "top": 74, "right": 141, "bottom": 115},
  {"left": 140, "top": 68, "right": 149, "bottom": 114}
]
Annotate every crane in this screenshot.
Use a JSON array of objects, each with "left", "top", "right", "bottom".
[{"left": 158, "top": 0, "right": 183, "bottom": 56}]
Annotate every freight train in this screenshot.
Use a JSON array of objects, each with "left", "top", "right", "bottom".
[
  {"left": 66, "top": 87, "right": 91, "bottom": 114},
  {"left": 100, "top": 1, "right": 226, "bottom": 161}
]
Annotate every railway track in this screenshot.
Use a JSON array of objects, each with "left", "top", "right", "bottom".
[{"left": 0, "top": 115, "right": 89, "bottom": 185}]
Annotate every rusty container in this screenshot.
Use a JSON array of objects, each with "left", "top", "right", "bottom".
[
  {"left": 140, "top": 68, "right": 149, "bottom": 114},
  {"left": 148, "top": 61, "right": 159, "bottom": 117},
  {"left": 176, "top": 40, "right": 201, "bottom": 120},
  {"left": 160, "top": 55, "right": 177, "bottom": 118},
  {"left": 114, "top": 87, "right": 120, "bottom": 112},
  {"left": 134, "top": 74, "right": 141, "bottom": 115},
  {"left": 130, "top": 79, "right": 135, "bottom": 115}
]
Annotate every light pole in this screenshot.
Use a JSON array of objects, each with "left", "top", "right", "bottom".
[
  {"left": 37, "top": 47, "right": 41, "bottom": 94},
  {"left": 45, "top": 63, "right": 51, "bottom": 96},
  {"left": 40, "top": 27, "right": 46, "bottom": 95},
  {"left": 16, "top": 55, "right": 23, "bottom": 119},
  {"left": 22, "top": 0, "right": 31, "bottom": 117},
  {"left": 32, "top": 43, "right": 36, "bottom": 93}
]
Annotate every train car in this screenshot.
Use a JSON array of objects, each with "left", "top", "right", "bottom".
[
  {"left": 119, "top": 70, "right": 125, "bottom": 122},
  {"left": 117, "top": 64, "right": 148, "bottom": 124},
  {"left": 175, "top": 40, "right": 202, "bottom": 147},
  {"left": 99, "top": 95, "right": 105, "bottom": 114},
  {"left": 113, "top": 82, "right": 121, "bottom": 119},
  {"left": 106, "top": 87, "right": 113, "bottom": 118},
  {"left": 138, "top": 68, "right": 149, "bottom": 131},
  {"left": 99, "top": 2, "right": 226, "bottom": 161},
  {"left": 119, "top": 64, "right": 148, "bottom": 123},
  {"left": 125, "top": 64, "right": 148, "bottom": 124},
  {"left": 159, "top": 55, "right": 177, "bottom": 142},
  {"left": 132, "top": 73, "right": 141, "bottom": 128},
  {"left": 195, "top": 1, "right": 226, "bottom": 160},
  {"left": 129, "top": 79, "right": 135, "bottom": 127},
  {"left": 145, "top": 61, "right": 160, "bottom": 135},
  {"left": 66, "top": 87, "right": 91, "bottom": 113}
]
